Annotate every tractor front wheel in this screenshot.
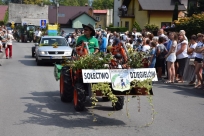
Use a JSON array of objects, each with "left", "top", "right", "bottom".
[
  {"left": 113, "top": 96, "right": 124, "bottom": 110},
  {"left": 73, "top": 83, "right": 86, "bottom": 111}
]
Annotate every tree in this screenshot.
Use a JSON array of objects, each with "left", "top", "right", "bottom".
[
  {"left": 0, "top": 0, "right": 4, "bottom": 4},
  {"left": 23, "top": 0, "right": 44, "bottom": 4},
  {"left": 175, "top": 13, "right": 204, "bottom": 38},
  {"left": 172, "top": 2, "right": 178, "bottom": 21},
  {"left": 1, "top": 0, "right": 9, "bottom": 4},
  {"left": 133, "top": 21, "right": 142, "bottom": 32},
  {"left": 10, "top": 0, "right": 22, "bottom": 4},
  {"left": 3, "top": 10, "right": 8, "bottom": 24},
  {"left": 197, "top": 0, "right": 204, "bottom": 13},
  {"left": 22, "top": 0, "right": 52, "bottom": 4},
  {"left": 187, "top": 2, "right": 196, "bottom": 17},
  {"left": 92, "top": 0, "right": 114, "bottom": 9}
]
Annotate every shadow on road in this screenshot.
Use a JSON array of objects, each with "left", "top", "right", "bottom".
[
  {"left": 154, "top": 82, "right": 204, "bottom": 98},
  {"left": 24, "top": 55, "right": 33, "bottom": 58},
  {"left": 18, "top": 59, "right": 54, "bottom": 67},
  {"left": 19, "top": 91, "right": 126, "bottom": 128}
]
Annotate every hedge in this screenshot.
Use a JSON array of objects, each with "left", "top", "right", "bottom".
[
  {"left": 175, "top": 14, "right": 204, "bottom": 38},
  {"left": 107, "top": 27, "right": 128, "bottom": 32}
]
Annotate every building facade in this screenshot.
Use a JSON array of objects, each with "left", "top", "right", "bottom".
[
  {"left": 113, "top": 0, "right": 122, "bottom": 27},
  {"left": 118, "top": 0, "right": 186, "bottom": 31},
  {"left": 8, "top": 3, "right": 49, "bottom": 26},
  {"left": 93, "top": 9, "right": 113, "bottom": 29}
]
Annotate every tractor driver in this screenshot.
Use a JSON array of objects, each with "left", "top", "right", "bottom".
[{"left": 76, "top": 24, "right": 99, "bottom": 54}]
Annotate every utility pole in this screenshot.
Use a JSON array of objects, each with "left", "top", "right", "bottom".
[{"left": 56, "top": 0, "right": 59, "bottom": 24}]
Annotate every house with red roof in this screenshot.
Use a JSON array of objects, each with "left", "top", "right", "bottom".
[
  {"left": 0, "top": 5, "right": 8, "bottom": 21},
  {"left": 48, "top": 5, "right": 97, "bottom": 29},
  {"left": 93, "top": 9, "right": 113, "bottom": 29}
]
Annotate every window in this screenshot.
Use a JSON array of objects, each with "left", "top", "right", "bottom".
[
  {"left": 121, "top": 21, "right": 122, "bottom": 27},
  {"left": 58, "top": 13, "right": 65, "bottom": 17},
  {"left": 125, "top": 21, "right": 129, "bottom": 30},
  {"left": 117, "top": 22, "right": 119, "bottom": 27},
  {"left": 99, "top": 25, "right": 101, "bottom": 28},
  {"left": 95, "top": 16, "right": 100, "bottom": 21},
  {"left": 161, "top": 22, "right": 171, "bottom": 28}
]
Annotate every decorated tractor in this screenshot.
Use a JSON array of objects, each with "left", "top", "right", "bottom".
[
  {"left": 54, "top": 42, "right": 157, "bottom": 111},
  {"left": 16, "top": 24, "right": 35, "bottom": 43}
]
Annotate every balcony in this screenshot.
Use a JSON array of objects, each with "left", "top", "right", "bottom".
[{"left": 118, "top": 8, "right": 135, "bottom": 18}]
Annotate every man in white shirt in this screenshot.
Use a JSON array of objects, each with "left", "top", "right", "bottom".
[{"left": 35, "top": 28, "right": 42, "bottom": 42}]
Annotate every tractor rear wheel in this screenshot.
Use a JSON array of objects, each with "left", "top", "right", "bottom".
[
  {"left": 113, "top": 96, "right": 124, "bottom": 110},
  {"left": 73, "top": 82, "right": 86, "bottom": 111},
  {"left": 60, "top": 66, "right": 74, "bottom": 102}
]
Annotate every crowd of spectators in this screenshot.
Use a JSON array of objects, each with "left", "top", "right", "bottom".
[{"left": 86, "top": 28, "right": 204, "bottom": 89}]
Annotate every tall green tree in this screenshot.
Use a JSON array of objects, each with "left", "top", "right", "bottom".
[
  {"left": 172, "top": 2, "right": 178, "bottom": 21},
  {"left": 0, "top": 0, "right": 4, "bottom": 4}
]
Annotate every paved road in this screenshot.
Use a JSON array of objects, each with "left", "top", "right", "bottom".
[{"left": 0, "top": 42, "right": 204, "bottom": 136}]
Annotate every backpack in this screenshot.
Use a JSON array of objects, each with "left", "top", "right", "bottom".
[{"left": 157, "top": 46, "right": 168, "bottom": 59}]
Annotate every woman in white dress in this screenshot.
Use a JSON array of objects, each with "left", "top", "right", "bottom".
[{"left": 165, "top": 32, "right": 178, "bottom": 83}]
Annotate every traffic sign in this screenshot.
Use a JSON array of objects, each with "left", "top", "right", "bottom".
[{"left": 40, "top": 20, "right": 46, "bottom": 28}]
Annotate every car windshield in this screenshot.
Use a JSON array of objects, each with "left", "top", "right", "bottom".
[
  {"left": 40, "top": 38, "right": 67, "bottom": 46},
  {"left": 27, "top": 26, "right": 35, "bottom": 31}
]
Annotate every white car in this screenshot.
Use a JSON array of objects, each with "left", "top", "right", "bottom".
[{"left": 35, "top": 36, "right": 72, "bottom": 65}]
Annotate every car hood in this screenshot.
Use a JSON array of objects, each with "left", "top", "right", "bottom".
[{"left": 37, "top": 46, "right": 72, "bottom": 51}]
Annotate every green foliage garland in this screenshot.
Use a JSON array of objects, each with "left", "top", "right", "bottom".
[{"left": 63, "top": 53, "right": 113, "bottom": 70}]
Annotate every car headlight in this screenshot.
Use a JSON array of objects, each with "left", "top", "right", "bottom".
[
  {"left": 64, "top": 51, "right": 71, "bottom": 56},
  {"left": 39, "top": 51, "right": 47, "bottom": 55}
]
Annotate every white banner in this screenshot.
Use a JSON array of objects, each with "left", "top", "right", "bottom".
[
  {"left": 82, "top": 69, "right": 111, "bottom": 83},
  {"left": 82, "top": 68, "right": 158, "bottom": 83},
  {"left": 129, "top": 68, "right": 158, "bottom": 81}
]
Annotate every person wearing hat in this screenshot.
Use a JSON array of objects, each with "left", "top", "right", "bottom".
[{"left": 76, "top": 24, "right": 99, "bottom": 54}]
